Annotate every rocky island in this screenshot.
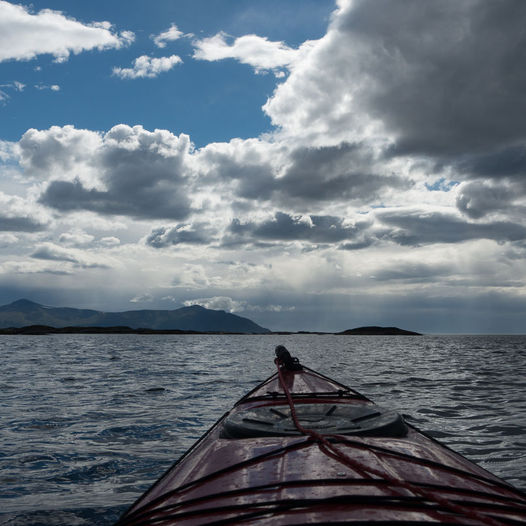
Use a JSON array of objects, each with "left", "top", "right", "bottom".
[
  {"left": 0, "top": 299, "right": 270, "bottom": 334},
  {"left": 338, "top": 326, "right": 422, "bottom": 335},
  {"left": 0, "top": 300, "right": 422, "bottom": 336}
]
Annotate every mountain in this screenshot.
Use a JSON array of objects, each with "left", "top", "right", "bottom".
[
  {"left": 0, "top": 299, "right": 270, "bottom": 334},
  {"left": 338, "top": 326, "right": 421, "bottom": 335}
]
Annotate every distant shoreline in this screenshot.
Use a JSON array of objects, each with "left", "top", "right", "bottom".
[{"left": 0, "top": 325, "right": 422, "bottom": 336}]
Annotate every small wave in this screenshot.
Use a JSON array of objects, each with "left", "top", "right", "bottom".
[
  {"left": 14, "top": 419, "right": 72, "bottom": 432},
  {"left": 426, "top": 429, "right": 453, "bottom": 438},
  {"left": 52, "top": 460, "right": 123, "bottom": 484},
  {"left": 18, "top": 454, "right": 57, "bottom": 465},
  {"left": 144, "top": 387, "right": 166, "bottom": 393}
]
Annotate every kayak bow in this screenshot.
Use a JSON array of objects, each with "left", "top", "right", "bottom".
[{"left": 117, "top": 346, "right": 526, "bottom": 525}]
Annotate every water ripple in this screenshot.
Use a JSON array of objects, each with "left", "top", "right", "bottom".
[{"left": 0, "top": 333, "right": 525, "bottom": 524}]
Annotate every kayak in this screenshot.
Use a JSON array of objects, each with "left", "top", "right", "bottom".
[{"left": 117, "top": 346, "right": 526, "bottom": 525}]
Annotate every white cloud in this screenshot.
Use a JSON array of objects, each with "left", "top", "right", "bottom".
[
  {"left": 0, "top": 259, "right": 74, "bottom": 275},
  {"left": 152, "top": 24, "right": 184, "bottom": 48},
  {"left": 0, "top": 191, "right": 51, "bottom": 232},
  {"left": 113, "top": 55, "right": 183, "bottom": 79},
  {"left": 0, "top": 140, "right": 17, "bottom": 161},
  {"left": 0, "top": 0, "right": 134, "bottom": 63},
  {"left": 193, "top": 32, "right": 315, "bottom": 76},
  {"left": 130, "top": 292, "right": 153, "bottom": 303},
  {"left": 183, "top": 296, "right": 246, "bottom": 312},
  {"left": 35, "top": 83, "right": 60, "bottom": 91},
  {"left": 17, "top": 125, "right": 103, "bottom": 185},
  {"left": 100, "top": 236, "right": 120, "bottom": 247},
  {"left": 182, "top": 296, "right": 297, "bottom": 314},
  {"left": 0, "top": 233, "right": 18, "bottom": 246},
  {"left": 58, "top": 231, "right": 95, "bottom": 246},
  {"left": 0, "top": 80, "right": 25, "bottom": 103}
]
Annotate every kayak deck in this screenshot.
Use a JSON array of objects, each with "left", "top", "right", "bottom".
[{"left": 117, "top": 349, "right": 526, "bottom": 525}]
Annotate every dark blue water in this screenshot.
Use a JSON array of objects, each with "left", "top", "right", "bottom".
[{"left": 1, "top": 334, "right": 525, "bottom": 524}]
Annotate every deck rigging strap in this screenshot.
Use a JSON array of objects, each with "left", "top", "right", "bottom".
[{"left": 274, "top": 354, "right": 506, "bottom": 526}]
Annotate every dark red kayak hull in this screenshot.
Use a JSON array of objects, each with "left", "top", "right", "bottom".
[{"left": 117, "top": 365, "right": 526, "bottom": 524}]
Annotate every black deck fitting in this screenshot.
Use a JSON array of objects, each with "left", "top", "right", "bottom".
[{"left": 275, "top": 345, "right": 303, "bottom": 371}]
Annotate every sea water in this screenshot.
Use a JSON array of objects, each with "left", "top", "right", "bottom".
[{"left": 1, "top": 334, "right": 525, "bottom": 525}]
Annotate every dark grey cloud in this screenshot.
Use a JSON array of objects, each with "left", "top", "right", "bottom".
[
  {"left": 30, "top": 243, "right": 110, "bottom": 269},
  {"left": 0, "top": 215, "right": 47, "bottom": 232},
  {"left": 203, "top": 141, "right": 411, "bottom": 206},
  {"left": 201, "top": 150, "right": 275, "bottom": 200},
  {"left": 338, "top": 238, "right": 375, "bottom": 251},
  {"left": 222, "top": 208, "right": 526, "bottom": 250},
  {"left": 223, "top": 211, "right": 366, "bottom": 247},
  {"left": 337, "top": 0, "right": 526, "bottom": 157},
  {"left": 377, "top": 209, "right": 526, "bottom": 245},
  {"left": 31, "top": 245, "right": 78, "bottom": 264},
  {"left": 40, "top": 178, "right": 191, "bottom": 221},
  {"left": 274, "top": 143, "right": 409, "bottom": 203},
  {"left": 456, "top": 144, "right": 526, "bottom": 180},
  {"left": 456, "top": 181, "right": 518, "bottom": 219},
  {"left": 146, "top": 223, "right": 216, "bottom": 248}
]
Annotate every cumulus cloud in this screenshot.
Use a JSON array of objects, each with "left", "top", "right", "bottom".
[
  {"left": 146, "top": 223, "right": 216, "bottom": 248},
  {"left": 18, "top": 125, "right": 103, "bottom": 180},
  {"left": 58, "top": 231, "right": 95, "bottom": 246},
  {"left": 199, "top": 139, "right": 410, "bottom": 207},
  {"left": 264, "top": 0, "right": 526, "bottom": 158},
  {"left": 30, "top": 242, "right": 111, "bottom": 268},
  {"left": 130, "top": 293, "right": 153, "bottom": 303},
  {"left": 183, "top": 296, "right": 246, "bottom": 312},
  {"left": 222, "top": 212, "right": 365, "bottom": 247},
  {"left": 456, "top": 181, "right": 521, "bottom": 220},
  {"left": 0, "top": 0, "right": 134, "bottom": 63},
  {"left": 272, "top": 143, "right": 410, "bottom": 204},
  {"left": 193, "top": 32, "right": 314, "bottom": 76},
  {"left": 18, "top": 125, "right": 194, "bottom": 221},
  {"left": 113, "top": 55, "right": 182, "bottom": 79},
  {"left": 376, "top": 209, "right": 526, "bottom": 246},
  {"left": 0, "top": 192, "right": 50, "bottom": 232},
  {"left": 99, "top": 236, "right": 120, "bottom": 247},
  {"left": 152, "top": 24, "right": 184, "bottom": 48},
  {"left": 182, "top": 296, "right": 295, "bottom": 313}
]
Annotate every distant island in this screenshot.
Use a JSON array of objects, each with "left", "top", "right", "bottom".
[
  {"left": 0, "top": 324, "right": 422, "bottom": 336},
  {"left": 338, "top": 326, "right": 422, "bottom": 336},
  {"left": 0, "top": 299, "right": 422, "bottom": 335},
  {"left": 0, "top": 325, "right": 246, "bottom": 335},
  {"left": 0, "top": 299, "right": 270, "bottom": 334}
]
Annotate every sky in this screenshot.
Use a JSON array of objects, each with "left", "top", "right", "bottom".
[{"left": 1, "top": 0, "right": 526, "bottom": 333}]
